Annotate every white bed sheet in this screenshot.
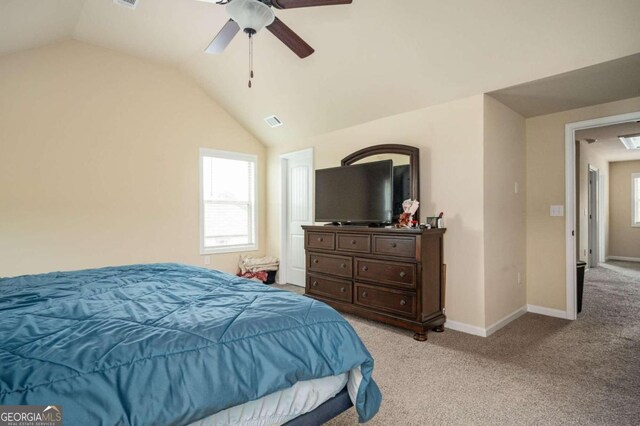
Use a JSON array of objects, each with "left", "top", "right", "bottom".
[{"left": 188, "top": 367, "right": 362, "bottom": 426}]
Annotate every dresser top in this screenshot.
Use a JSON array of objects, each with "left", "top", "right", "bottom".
[{"left": 302, "top": 225, "right": 446, "bottom": 235}]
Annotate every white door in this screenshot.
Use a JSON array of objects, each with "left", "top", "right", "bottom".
[{"left": 281, "top": 149, "right": 313, "bottom": 286}]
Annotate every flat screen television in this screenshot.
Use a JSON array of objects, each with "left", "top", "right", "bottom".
[{"left": 315, "top": 160, "right": 393, "bottom": 224}]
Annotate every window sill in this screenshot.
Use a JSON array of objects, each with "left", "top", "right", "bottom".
[{"left": 200, "top": 245, "right": 258, "bottom": 255}]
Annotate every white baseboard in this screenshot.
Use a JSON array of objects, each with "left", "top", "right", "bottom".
[
  {"left": 485, "top": 306, "right": 527, "bottom": 337},
  {"left": 444, "top": 319, "right": 487, "bottom": 337},
  {"left": 606, "top": 256, "right": 640, "bottom": 263},
  {"left": 526, "top": 304, "right": 567, "bottom": 319},
  {"left": 446, "top": 306, "right": 528, "bottom": 338}
]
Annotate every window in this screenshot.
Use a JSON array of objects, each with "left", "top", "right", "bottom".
[
  {"left": 633, "top": 172, "right": 640, "bottom": 227},
  {"left": 200, "top": 149, "right": 257, "bottom": 253}
]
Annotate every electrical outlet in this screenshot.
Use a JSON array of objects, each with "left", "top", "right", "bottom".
[
  {"left": 514, "top": 182, "right": 519, "bottom": 194},
  {"left": 203, "top": 256, "right": 211, "bottom": 265},
  {"left": 517, "top": 272, "right": 521, "bottom": 285}
]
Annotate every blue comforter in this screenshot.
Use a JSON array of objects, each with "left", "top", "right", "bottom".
[{"left": 0, "top": 263, "right": 381, "bottom": 425}]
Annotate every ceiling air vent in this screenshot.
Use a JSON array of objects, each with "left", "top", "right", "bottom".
[
  {"left": 264, "top": 115, "right": 283, "bottom": 128},
  {"left": 113, "top": 0, "right": 138, "bottom": 9}
]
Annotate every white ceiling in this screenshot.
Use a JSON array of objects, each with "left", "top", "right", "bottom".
[
  {"left": 2, "top": 0, "right": 640, "bottom": 146},
  {"left": 577, "top": 122, "right": 640, "bottom": 162}
]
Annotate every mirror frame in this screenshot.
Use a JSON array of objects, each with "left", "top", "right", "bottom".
[{"left": 341, "top": 144, "right": 420, "bottom": 221}]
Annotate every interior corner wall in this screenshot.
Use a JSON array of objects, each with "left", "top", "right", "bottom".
[
  {"left": 0, "top": 40, "right": 267, "bottom": 277},
  {"left": 525, "top": 96, "right": 640, "bottom": 311},
  {"left": 609, "top": 160, "right": 640, "bottom": 259},
  {"left": 266, "top": 95, "right": 487, "bottom": 329},
  {"left": 482, "top": 96, "right": 527, "bottom": 327},
  {"left": 577, "top": 142, "right": 609, "bottom": 265}
]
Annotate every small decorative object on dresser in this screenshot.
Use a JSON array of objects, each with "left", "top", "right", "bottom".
[{"left": 303, "top": 225, "right": 446, "bottom": 341}]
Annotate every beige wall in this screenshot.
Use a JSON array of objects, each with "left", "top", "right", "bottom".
[
  {"left": 526, "top": 97, "right": 640, "bottom": 310},
  {"left": 576, "top": 142, "right": 609, "bottom": 265},
  {"left": 609, "top": 160, "right": 640, "bottom": 259},
  {"left": 267, "top": 95, "right": 487, "bottom": 328},
  {"left": 0, "top": 41, "right": 266, "bottom": 277},
  {"left": 483, "top": 96, "right": 526, "bottom": 326}
]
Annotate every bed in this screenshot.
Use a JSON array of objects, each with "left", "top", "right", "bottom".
[{"left": 0, "top": 263, "right": 381, "bottom": 425}]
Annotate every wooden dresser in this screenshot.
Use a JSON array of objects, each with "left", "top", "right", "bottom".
[{"left": 302, "top": 225, "right": 446, "bottom": 341}]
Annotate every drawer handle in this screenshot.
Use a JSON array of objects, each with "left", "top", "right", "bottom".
[
  {"left": 340, "top": 287, "right": 346, "bottom": 293},
  {"left": 313, "top": 259, "right": 319, "bottom": 264},
  {"left": 362, "top": 291, "right": 368, "bottom": 298},
  {"left": 317, "top": 237, "right": 323, "bottom": 242},
  {"left": 400, "top": 299, "right": 407, "bottom": 306},
  {"left": 351, "top": 239, "right": 357, "bottom": 245},
  {"left": 399, "top": 271, "right": 407, "bottom": 278},
  {"left": 340, "top": 263, "right": 347, "bottom": 269},
  {"left": 312, "top": 281, "right": 318, "bottom": 287},
  {"left": 391, "top": 242, "right": 397, "bottom": 248},
  {"left": 361, "top": 266, "right": 368, "bottom": 272}
]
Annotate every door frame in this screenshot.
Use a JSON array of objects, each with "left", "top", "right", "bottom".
[
  {"left": 564, "top": 110, "right": 640, "bottom": 320},
  {"left": 587, "top": 165, "right": 599, "bottom": 269},
  {"left": 279, "top": 148, "right": 314, "bottom": 285}
]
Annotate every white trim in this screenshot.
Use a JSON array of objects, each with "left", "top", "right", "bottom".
[
  {"left": 588, "top": 165, "right": 599, "bottom": 268},
  {"left": 607, "top": 256, "right": 640, "bottom": 263},
  {"left": 632, "top": 172, "right": 640, "bottom": 227},
  {"left": 565, "top": 111, "right": 640, "bottom": 321},
  {"left": 199, "top": 148, "right": 258, "bottom": 255},
  {"left": 444, "top": 319, "right": 487, "bottom": 337},
  {"left": 527, "top": 304, "right": 568, "bottom": 319},
  {"left": 485, "top": 306, "right": 528, "bottom": 337},
  {"left": 279, "top": 148, "right": 314, "bottom": 286}
]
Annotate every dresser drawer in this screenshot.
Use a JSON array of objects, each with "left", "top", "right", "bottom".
[
  {"left": 306, "top": 232, "right": 335, "bottom": 250},
  {"left": 307, "top": 274, "right": 352, "bottom": 303},
  {"left": 336, "top": 234, "right": 371, "bottom": 253},
  {"left": 372, "top": 236, "right": 416, "bottom": 258},
  {"left": 355, "top": 258, "right": 416, "bottom": 289},
  {"left": 354, "top": 283, "right": 416, "bottom": 318},
  {"left": 307, "top": 253, "right": 353, "bottom": 278}
]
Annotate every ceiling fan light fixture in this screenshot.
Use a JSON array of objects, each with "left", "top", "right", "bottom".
[{"left": 226, "top": 0, "right": 275, "bottom": 34}]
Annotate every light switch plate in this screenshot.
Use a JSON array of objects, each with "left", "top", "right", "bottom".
[{"left": 550, "top": 205, "right": 564, "bottom": 217}]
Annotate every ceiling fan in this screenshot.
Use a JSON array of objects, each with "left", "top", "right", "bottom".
[{"left": 199, "top": 0, "right": 352, "bottom": 86}]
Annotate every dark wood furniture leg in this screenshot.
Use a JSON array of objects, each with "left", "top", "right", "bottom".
[
  {"left": 413, "top": 331, "right": 428, "bottom": 341},
  {"left": 432, "top": 325, "right": 445, "bottom": 332}
]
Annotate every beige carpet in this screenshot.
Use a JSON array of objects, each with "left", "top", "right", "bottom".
[{"left": 277, "top": 261, "right": 640, "bottom": 425}]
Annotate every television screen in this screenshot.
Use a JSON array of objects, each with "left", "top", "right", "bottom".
[{"left": 315, "top": 160, "right": 393, "bottom": 224}]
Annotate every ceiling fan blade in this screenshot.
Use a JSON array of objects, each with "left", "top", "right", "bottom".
[
  {"left": 271, "top": 0, "right": 352, "bottom": 9},
  {"left": 205, "top": 19, "right": 240, "bottom": 54},
  {"left": 267, "top": 17, "right": 315, "bottom": 59}
]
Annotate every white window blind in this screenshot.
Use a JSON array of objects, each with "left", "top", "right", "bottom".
[
  {"left": 633, "top": 173, "right": 640, "bottom": 227},
  {"left": 200, "top": 149, "right": 257, "bottom": 253}
]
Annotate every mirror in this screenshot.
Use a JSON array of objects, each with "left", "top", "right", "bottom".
[{"left": 341, "top": 144, "right": 419, "bottom": 221}]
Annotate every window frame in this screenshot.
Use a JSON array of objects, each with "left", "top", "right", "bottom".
[
  {"left": 199, "top": 148, "right": 258, "bottom": 254},
  {"left": 632, "top": 172, "right": 640, "bottom": 228}
]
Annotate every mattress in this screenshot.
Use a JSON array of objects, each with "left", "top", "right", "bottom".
[
  {"left": 190, "top": 372, "right": 349, "bottom": 426},
  {"left": 0, "top": 263, "right": 381, "bottom": 425}
]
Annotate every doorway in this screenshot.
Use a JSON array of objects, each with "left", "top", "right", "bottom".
[
  {"left": 279, "top": 148, "right": 314, "bottom": 286},
  {"left": 565, "top": 110, "right": 640, "bottom": 319}
]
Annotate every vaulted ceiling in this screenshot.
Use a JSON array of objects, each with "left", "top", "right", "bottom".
[{"left": 2, "top": 0, "right": 640, "bottom": 146}]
